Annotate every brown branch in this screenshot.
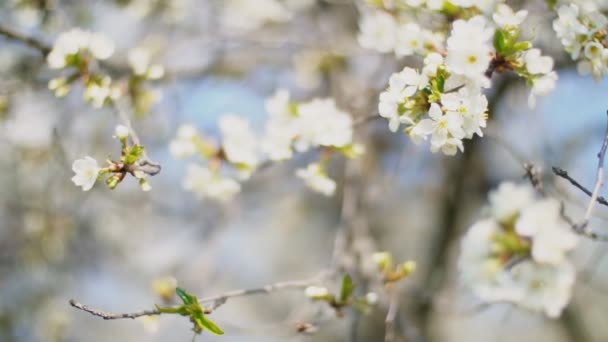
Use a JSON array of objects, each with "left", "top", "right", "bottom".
[
  {"left": 552, "top": 167, "right": 608, "bottom": 206},
  {"left": 68, "top": 300, "right": 160, "bottom": 320},
  {"left": 0, "top": 24, "right": 51, "bottom": 55},
  {"left": 70, "top": 275, "right": 321, "bottom": 320}
]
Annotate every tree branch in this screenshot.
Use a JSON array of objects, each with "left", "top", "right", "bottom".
[
  {"left": 69, "top": 275, "right": 321, "bottom": 320},
  {"left": 552, "top": 166, "right": 608, "bottom": 206},
  {"left": 0, "top": 24, "right": 51, "bottom": 55}
]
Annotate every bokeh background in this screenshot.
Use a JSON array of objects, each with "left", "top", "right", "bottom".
[{"left": 2, "top": 1, "right": 608, "bottom": 341}]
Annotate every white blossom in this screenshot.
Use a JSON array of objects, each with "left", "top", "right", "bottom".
[
  {"left": 410, "top": 103, "right": 465, "bottom": 155},
  {"left": 458, "top": 219, "right": 522, "bottom": 302},
  {"left": 395, "top": 23, "right": 430, "bottom": 57},
  {"left": 261, "top": 89, "right": 298, "bottom": 161},
  {"left": 440, "top": 88, "right": 488, "bottom": 139},
  {"left": 115, "top": 125, "right": 130, "bottom": 139},
  {"left": 358, "top": 11, "right": 397, "bottom": 53},
  {"left": 47, "top": 29, "right": 114, "bottom": 69},
  {"left": 524, "top": 49, "right": 554, "bottom": 75},
  {"left": 128, "top": 47, "right": 165, "bottom": 79},
  {"left": 515, "top": 199, "right": 579, "bottom": 265},
  {"left": 528, "top": 72, "right": 557, "bottom": 108},
  {"left": 492, "top": 4, "right": 528, "bottom": 27},
  {"left": 296, "top": 163, "right": 336, "bottom": 196},
  {"left": 510, "top": 261, "right": 576, "bottom": 318},
  {"left": 294, "top": 98, "right": 353, "bottom": 151},
  {"left": 71, "top": 156, "right": 100, "bottom": 191},
  {"left": 182, "top": 164, "right": 241, "bottom": 202},
  {"left": 488, "top": 182, "right": 535, "bottom": 224},
  {"left": 219, "top": 114, "right": 259, "bottom": 172},
  {"left": 378, "top": 67, "right": 427, "bottom": 132},
  {"left": 445, "top": 16, "right": 493, "bottom": 82},
  {"left": 169, "top": 124, "right": 198, "bottom": 159}
]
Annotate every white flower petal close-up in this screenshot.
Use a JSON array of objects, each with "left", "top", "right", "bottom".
[{"left": 71, "top": 156, "right": 100, "bottom": 191}]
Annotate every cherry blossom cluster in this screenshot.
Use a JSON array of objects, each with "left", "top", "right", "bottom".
[
  {"left": 47, "top": 28, "right": 120, "bottom": 108},
  {"left": 458, "top": 182, "right": 579, "bottom": 318},
  {"left": 71, "top": 125, "right": 153, "bottom": 192},
  {"left": 371, "top": 3, "right": 559, "bottom": 154},
  {"left": 553, "top": 3, "right": 608, "bottom": 80},
  {"left": 170, "top": 90, "right": 362, "bottom": 201},
  {"left": 379, "top": 55, "right": 489, "bottom": 155},
  {"left": 47, "top": 29, "right": 164, "bottom": 112}
]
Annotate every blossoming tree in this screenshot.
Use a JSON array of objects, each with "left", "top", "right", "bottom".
[{"left": 2, "top": 0, "right": 608, "bottom": 341}]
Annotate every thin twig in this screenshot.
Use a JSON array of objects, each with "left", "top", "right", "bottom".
[
  {"left": 112, "top": 99, "right": 161, "bottom": 175},
  {"left": 70, "top": 276, "right": 320, "bottom": 320},
  {"left": 385, "top": 288, "right": 400, "bottom": 342},
  {"left": 0, "top": 24, "right": 51, "bottom": 55},
  {"left": 552, "top": 167, "right": 608, "bottom": 207},
  {"left": 582, "top": 111, "right": 608, "bottom": 225}
]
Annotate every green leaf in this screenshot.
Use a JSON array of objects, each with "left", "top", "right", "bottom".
[
  {"left": 512, "top": 41, "right": 532, "bottom": 53},
  {"left": 176, "top": 287, "right": 195, "bottom": 305},
  {"left": 193, "top": 312, "right": 224, "bottom": 335},
  {"left": 493, "top": 30, "right": 507, "bottom": 54},
  {"left": 339, "top": 274, "right": 354, "bottom": 303},
  {"left": 546, "top": 0, "right": 557, "bottom": 9},
  {"left": 125, "top": 144, "right": 145, "bottom": 165}
]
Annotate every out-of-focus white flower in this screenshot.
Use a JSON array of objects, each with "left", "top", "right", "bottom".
[
  {"left": 358, "top": 11, "right": 397, "bottom": 53},
  {"left": 83, "top": 76, "right": 120, "bottom": 108},
  {"left": 128, "top": 47, "right": 165, "bottom": 79},
  {"left": 182, "top": 164, "right": 241, "bottom": 202},
  {"left": 510, "top": 260, "right": 576, "bottom": 318},
  {"left": 395, "top": 23, "right": 423, "bottom": 57},
  {"left": 516, "top": 199, "right": 579, "bottom": 265},
  {"left": 169, "top": 124, "right": 198, "bottom": 159},
  {"left": 488, "top": 182, "right": 535, "bottom": 224},
  {"left": 553, "top": 4, "right": 587, "bottom": 47},
  {"left": 492, "top": 4, "right": 528, "bottom": 27},
  {"left": 528, "top": 71, "right": 557, "bottom": 108},
  {"left": 458, "top": 219, "right": 522, "bottom": 302},
  {"left": 459, "top": 181, "right": 579, "bottom": 318},
  {"left": 219, "top": 114, "right": 259, "bottom": 172},
  {"left": 524, "top": 49, "right": 554, "bottom": 75},
  {"left": 296, "top": 163, "right": 336, "bottom": 196},
  {"left": 71, "top": 156, "right": 100, "bottom": 191},
  {"left": 115, "top": 125, "right": 130, "bottom": 139},
  {"left": 47, "top": 29, "right": 114, "bottom": 69},
  {"left": 295, "top": 98, "right": 353, "bottom": 151},
  {"left": 365, "top": 292, "right": 379, "bottom": 305}
]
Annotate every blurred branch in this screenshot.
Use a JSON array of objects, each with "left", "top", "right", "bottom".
[
  {"left": 385, "top": 288, "right": 399, "bottom": 342},
  {"left": 0, "top": 23, "right": 51, "bottom": 55},
  {"left": 69, "top": 274, "right": 323, "bottom": 320}
]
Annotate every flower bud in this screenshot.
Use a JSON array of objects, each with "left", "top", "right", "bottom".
[{"left": 115, "top": 125, "right": 130, "bottom": 139}]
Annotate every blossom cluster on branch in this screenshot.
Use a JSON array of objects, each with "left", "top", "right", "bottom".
[
  {"left": 169, "top": 89, "right": 363, "bottom": 201},
  {"left": 360, "top": 1, "right": 559, "bottom": 154},
  {"left": 458, "top": 182, "right": 579, "bottom": 317}
]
